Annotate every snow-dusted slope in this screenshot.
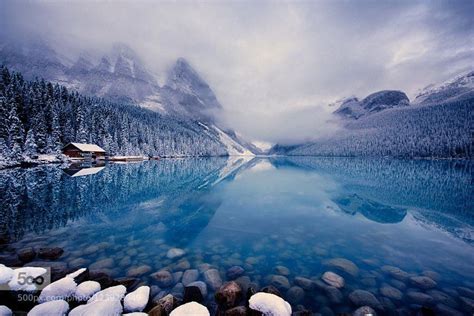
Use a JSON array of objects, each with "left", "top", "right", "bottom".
[{"left": 413, "top": 70, "right": 474, "bottom": 105}]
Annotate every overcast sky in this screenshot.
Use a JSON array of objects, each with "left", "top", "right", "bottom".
[{"left": 1, "top": 0, "right": 473, "bottom": 143}]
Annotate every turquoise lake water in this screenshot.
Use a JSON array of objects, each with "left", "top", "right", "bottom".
[{"left": 0, "top": 157, "right": 473, "bottom": 314}]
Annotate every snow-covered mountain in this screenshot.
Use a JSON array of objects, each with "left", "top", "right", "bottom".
[
  {"left": 271, "top": 71, "right": 473, "bottom": 158},
  {"left": 0, "top": 38, "right": 255, "bottom": 156},
  {"left": 413, "top": 70, "right": 474, "bottom": 105},
  {"left": 333, "top": 90, "right": 409, "bottom": 119}
]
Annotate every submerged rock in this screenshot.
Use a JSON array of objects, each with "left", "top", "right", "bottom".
[
  {"left": 89, "top": 258, "right": 114, "bottom": 270},
  {"left": 323, "top": 258, "right": 359, "bottom": 277},
  {"left": 224, "top": 306, "right": 247, "bottom": 316},
  {"left": 322, "top": 271, "right": 345, "bottom": 288},
  {"left": 157, "top": 294, "right": 180, "bottom": 314},
  {"left": 249, "top": 292, "right": 291, "bottom": 316},
  {"left": 348, "top": 290, "right": 383, "bottom": 310},
  {"left": 410, "top": 276, "right": 437, "bottom": 290},
  {"left": 324, "top": 286, "right": 343, "bottom": 304},
  {"left": 380, "top": 265, "right": 410, "bottom": 281},
  {"left": 215, "top": 281, "right": 242, "bottom": 308},
  {"left": 184, "top": 285, "right": 204, "bottom": 303},
  {"left": 127, "top": 265, "right": 152, "bottom": 277},
  {"left": 458, "top": 287, "right": 474, "bottom": 299},
  {"left": 188, "top": 281, "right": 208, "bottom": 297},
  {"left": 182, "top": 269, "right": 199, "bottom": 286},
  {"left": 167, "top": 248, "right": 186, "bottom": 260},
  {"left": 275, "top": 266, "right": 290, "bottom": 276},
  {"left": 294, "top": 277, "right": 314, "bottom": 290},
  {"left": 151, "top": 270, "right": 174, "bottom": 288},
  {"left": 460, "top": 296, "right": 474, "bottom": 313},
  {"left": 169, "top": 302, "right": 209, "bottom": 316},
  {"left": 17, "top": 247, "right": 36, "bottom": 262},
  {"left": 380, "top": 285, "right": 403, "bottom": 300},
  {"left": 406, "top": 291, "right": 434, "bottom": 305},
  {"left": 269, "top": 275, "right": 291, "bottom": 290},
  {"left": 38, "top": 247, "right": 64, "bottom": 260},
  {"left": 286, "top": 286, "right": 305, "bottom": 304},
  {"left": 204, "top": 268, "right": 223, "bottom": 291},
  {"left": 226, "top": 266, "right": 244, "bottom": 280}
]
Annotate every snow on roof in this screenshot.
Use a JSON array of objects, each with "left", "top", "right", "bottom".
[{"left": 66, "top": 143, "right": 106, "bottom": 153}]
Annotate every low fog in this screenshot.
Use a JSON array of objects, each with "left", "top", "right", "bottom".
[{"left": 1, "top": 0, "right": 472, "bottom": 144}]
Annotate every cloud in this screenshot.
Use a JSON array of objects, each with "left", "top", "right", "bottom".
[{"left": 1, "top": 0, "right": 473, "bottom": 143}]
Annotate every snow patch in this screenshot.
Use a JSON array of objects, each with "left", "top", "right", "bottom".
[
  {"left": 69, "top": 299, "right": 123, "bottom": 316},
  {"left": 8, "top": 267, "right": 48, "bottom": 291},
  {"left": 27, "top": 300, "right": 69, "bottom": 316},
  {"left": 169, "top": 302, "right": 210, "bottom": 316},
  {"left": 124, "top": 286, "right": 150, "bottom": 312},
  {"left": 212, "top": 125, "right": 254, "bottom": 156},
  {"left": 74, "top": 281, "right": 101, "bottom": 301},
  {"left": 0, "top": 305, "right": 12, "bottom": 316},
  {"left": 0, "top": 265, "right": 14, "bottom": 285},
  {"left": 249, "top": 292, "right": 292, "bottom": 316},
  {"left": 39, "top": 276, "right": 77, "bottom": 303},
  {"left": 88, "top": 285, "right": 126, "bottom": 303}
]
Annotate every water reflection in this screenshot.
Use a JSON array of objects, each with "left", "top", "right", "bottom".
[{"left": 0, "top": 157, "right": 473, "bottom": 314}]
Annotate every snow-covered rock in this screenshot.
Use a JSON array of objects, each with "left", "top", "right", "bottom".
[
  {"left": 0, "top": 305, "right": 12, "bottom": 316},
  {"left": 249, "top": 292, "right": 292, "bottom": 316},
  {"left": 74, "top": 281, "right": 101, "bottom": 301},
  {"left": 27, "top": 300, "right": 69, "bottom": 316},
  {"left": 39, "top": 276, "right": 77, "bottom": 303},
  {"left": 124, "top": 286, "right": 150, "bottom": 312},
  {"left": 67, "top": 268, "right": 87, "bottom": 279},
  {"left": 169, "top": 302, "right": 210, "bottom": 316},
  {"left": 87, "top": 285, "right": 126, "bottom": 303},
  {"left": 8, "top": 267, "right": 47, "bottom": 291},
  {"left": 0, "top": 265, "right": 14, "bottom": 285},
  {"left": 123, "top": 313, "right": 148, "bottom": 316},
  {"left": 69, "top": 299, "right": 123, "bottom": 316}
]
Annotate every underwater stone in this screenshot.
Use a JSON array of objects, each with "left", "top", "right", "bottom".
[
  {"left": 226, "top": 266, "right": 244, "bottom": 280},
  {"left": 380, "top": 265, "right": 410, "bottom": 281},
  {"left": 323, "top": 258, "right": 359, "bottom": 277},
  {"left": 167, "top": 248, "right": 186, "bottom": 260},
  {"left": 380, "top": 285, "right": 403, "bottom": 300},
  {"left": 182, "top": 269, "right": 199, "bottom": 286},
  {"left": 294, "top": 277, "right": 314, "bottom": 290},
  {"left": 17, "top": 247, "right": 36, "bottom": 262},
  {"left": 406, "top": 291, "right": 434, "bottom": 305},
  {"left": 127, "top": 265, "right": 152, "bottom": 277},
  {"left": 151, "top": 270, "right": 174, "bottom": 288},
  {"left": 348, "top": 290, "right": 383, "bottom": 310},
  {"left": 204, "top": 269, "right": 223, "bottom": 291},
  {"left": 224, "top": 306, "right": 247, "bottom": 316},
  {"left": 286, "top": 286, "right": 305, "bottom": 304},
  {"left": 269, "top": 275, "right": 291, "bottom": 290},
  {"left": 324, "top": 286, "right": 343, "bottom": 304},
  {"left": 184, "top": 285, "right": 204, "bottom": 303},
  {"left": 215, "top": 281, "right": 242, "bottom": 308},
  {"left": 38, "top": 247, "right": 64, "bottom": 260},
  {"left": 274, "top": 266, "right": 290, "bottom": 276},
  {"left": 410, "top": 276, "right": 437, "bottom": 290},
  {"left": 321, "top": 271, "right": 345, "bottom": 288}
]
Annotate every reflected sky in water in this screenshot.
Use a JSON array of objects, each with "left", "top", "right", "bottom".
[{"left": 0, "top": 157, "right": 473, "bottom": 313}]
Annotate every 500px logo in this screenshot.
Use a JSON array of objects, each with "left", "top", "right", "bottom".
[{"left": 0, "top": 267, "right": 51, "bottom": 291}]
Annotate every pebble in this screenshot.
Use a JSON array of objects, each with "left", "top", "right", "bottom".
[
  {"left": 38, "top": 247, "right": 64, "bottom": 260},
  {"left": 89, "top": 258, "right": 114, "bottom": 270},
  {"left": 204, "top": 268, "right": 223, "bottom": 291},
  {"left": 348, "top": 290, "right": 383, "bottom": 310},
  {"left": 406, "top": 291, "right": 434, "bottom": 305},
  {"left": 167, "top": 248, "right": 186, "bottom": 259},
  {"left": 275, "top": 265, "right": 290, "bottom": 276},
  {"left": 17, "top": 247, "right": 36, "bottom": 262},
  {"left": 294, "top": 277, "right": 314, "bottom": 290},
  {"left": 380, "top": 285, "right": 403, "bottom": 300},
  {"left": 188, "top": 281, "right": 208, "bottom": 297},
  {"left": 286, "top": 286, "right": 305, "bottom": 304},
  {"left": 321, "top": 271, "right": 345, "bottom": 288},
  {"left": 226, "top": 266, "right": 244, "bottom": 280},
  {"left": 324, "top": 286, "right": 343, "bottom": 304},
  {"left": 215, "top": 281, "right": 243, "bottom": 308},
  {"left": 269, "top": 275, "right": 291, "bottom": 290},
  {"left": 151, "top": 270, "right": 174, "bottom": 288},
  {"left": 323, "top": 258, "right": 359, "bottom": 277},
  {"left": 380, "top": 265, "right": 410, "bottom": 281},
  {"left": 127, "top": 265, "right": 152, "bottom": 277},
  {"left": 410, "top": 276, "right": 437, "bottom": 290},
  {"left": 182, "top": 269, "right": 199, "bottom": 286}
]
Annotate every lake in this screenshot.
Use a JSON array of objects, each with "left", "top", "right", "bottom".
[{"left": 0, "top": 157, "right": 473, "bottom": 314}]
